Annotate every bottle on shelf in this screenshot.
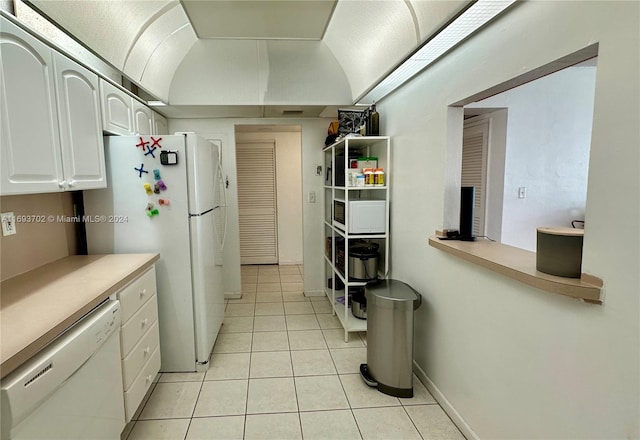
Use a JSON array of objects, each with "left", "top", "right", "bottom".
[
  {"left": 363, "top": 168, "right": 374, "bottom": 186},
  {"left": 368, "top": 103, "right": 379, "bottom": 136},
  {"left": 374, "top": 168, "right": 385, "bottom": 186}
]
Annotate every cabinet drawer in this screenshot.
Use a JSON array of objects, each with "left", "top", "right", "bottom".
[
  {"left": 121, "top": 320, "right": 160, "bottom": 391},
  {"left": 118, "top": 267, "right": 157, "bottom": 323},
  {"left": 123, "top": 346, "right": 160, "bottom": 422},
  {"left": 120, "top": 294, "right": 158, "bottom": 356}
]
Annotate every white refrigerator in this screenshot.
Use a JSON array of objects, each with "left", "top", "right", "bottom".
[{"left": 84, "top": 133, "right": 226, "bottom": 372}]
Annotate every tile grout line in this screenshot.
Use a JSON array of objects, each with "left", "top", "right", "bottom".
[
  {"left": 241, "top": 305, "right": 257, "bottom": 439},
  {"left": 285, "top": 317, "right": 304, "bottom": 438}
]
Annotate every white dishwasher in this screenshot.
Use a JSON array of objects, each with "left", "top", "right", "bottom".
[{"left": 1, "top": 299, "right": 125, "bottom": 440}]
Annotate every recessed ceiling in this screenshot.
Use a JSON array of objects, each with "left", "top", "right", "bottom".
[{"left": 181, "top": 0, "right": 337, "bottom": 40}]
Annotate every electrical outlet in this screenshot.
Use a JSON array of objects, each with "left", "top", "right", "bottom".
[
  {"left": 1, "top": 212, "right": 17, "bottom": 236},
  {"left": 308, "top": 191, "right": 316, "bottom": 203}
]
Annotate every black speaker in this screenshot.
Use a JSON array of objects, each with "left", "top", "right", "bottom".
[{"left": 460, "top": 186, "right": 475, "bottom": 239}]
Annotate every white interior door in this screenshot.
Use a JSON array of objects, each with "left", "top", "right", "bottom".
[
  {"left": 462, "top": 118, "right": 489, "bottom": 237},
  {"left": 236, "top": 141, "right": 278, "bottom": 264}
]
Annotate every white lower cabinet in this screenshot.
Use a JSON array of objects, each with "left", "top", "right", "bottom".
[
  {"left": 122, "top": 321, "right": 160, "bottom": 390},
  {"left": 124, "top": 347, "right": 161, "bottom": 421},
  {"left": 115, "top": 266, "right": 160, "bottom": 422},
  {"left": 120, "top": 294, "right": 158, "bottom": 355}
]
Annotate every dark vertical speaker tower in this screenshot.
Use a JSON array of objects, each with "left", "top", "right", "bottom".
[{"left": 460, "top": 186, "right": 475, "bottom": 239}]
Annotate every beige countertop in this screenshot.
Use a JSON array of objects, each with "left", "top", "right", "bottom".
[
  {"left": 1, "top": 253, "right": 159, "bottom": 379},
  {"left": 428, "top": 236, "right": 603, "bottom": 303}
]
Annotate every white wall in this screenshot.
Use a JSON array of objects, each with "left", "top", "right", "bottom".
[
  {"left": 467, "top": 109, "right": 508, "bottom": 243},
  {"left": 380, "top": 1, "right": 639, "bottom": 438},
  {"left": 236, "top": 131, "right": 303, "bottom": 265},
  {"left": 468, "top": 65, "right": 597, "bottom": 251},
  {"left": 169, "top": 118, "right": 330, "bottom": 296}
]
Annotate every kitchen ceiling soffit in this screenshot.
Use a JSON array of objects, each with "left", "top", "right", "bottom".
[
  {"left": 24, "top": 0, "right": 472, "bottom": 110},
  {"left": 155, "top": 105, "right": 336, "bottom": 119}
]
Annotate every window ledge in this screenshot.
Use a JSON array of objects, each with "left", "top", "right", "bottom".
[{"left": 428, "top": 236, "right": 603, "bottom": 304}]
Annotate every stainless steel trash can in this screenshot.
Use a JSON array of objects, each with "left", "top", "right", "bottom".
[{"left": 360, "top": 279, "right": 421, "bottom": 397}]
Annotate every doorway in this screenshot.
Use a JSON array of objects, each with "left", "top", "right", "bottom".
[
  {"left": 235, "top": 125, "right": 303, "bottom": 266},
  {"left": 236, "top": 141, "right": 278, "bottom": 264},
  {"left": 461, "top": 116, "right": 490, "bottom": 237}
]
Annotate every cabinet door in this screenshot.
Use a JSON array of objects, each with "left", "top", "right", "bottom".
[
  {"left": 0, "top": 18, "right": 63, "bottom": 195},
  {"left": 132, "top": 100, "right": 153, "bottom": 135},
  {"left": 152, "top": 111, "right": 168, "bottom": 135},
  {"left": 53, "top": 53, "right": 106, "bottom": 190},
  {"left": 99, "top": 79, "right": 134, "bottom": 135}
]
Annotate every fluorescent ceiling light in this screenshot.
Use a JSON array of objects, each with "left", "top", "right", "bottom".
[
  {"left": 147, "top": 100, "right": 167, "bottom": 107},
  {"left": 357, "top": 0, "right": 516, "bottom": 105}
]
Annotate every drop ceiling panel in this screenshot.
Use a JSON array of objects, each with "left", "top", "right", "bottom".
[{"left": 182, "top": 0, "right": 337, "bottom": 39}]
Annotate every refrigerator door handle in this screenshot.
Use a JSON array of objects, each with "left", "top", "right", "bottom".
[
  {"left": 189, "top": 208, "right": 214, "bottom": 217},
  {"left": 217, "top": 161, "right": 228, "bottom": 250}
]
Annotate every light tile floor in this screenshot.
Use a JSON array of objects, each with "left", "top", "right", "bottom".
[{"left": 123, "top": 264, "right": 465, "bottom": 440}]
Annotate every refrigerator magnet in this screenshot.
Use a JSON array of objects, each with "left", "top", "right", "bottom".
[
  {"left": 135, "top": 163, "right": 148, "bottom": 178},
  {"left": 160, "top": 150, "right": 178, "bottom": 165},
  {"left": 144, "top": 146, "right": 157, "bottom": 158}
]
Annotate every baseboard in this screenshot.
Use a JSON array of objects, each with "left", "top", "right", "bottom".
[
  {"left": 413, "top": 361, "right": 479, "bottom": 440},
  {"left": 224, "top": 291, "right": 241, "bottom": 299},
  {"left": 278, "top": 260, "right": 303, "bottom": 265},
  {"left": 304, "top": 289, "right": 325, "bottom": 298}
]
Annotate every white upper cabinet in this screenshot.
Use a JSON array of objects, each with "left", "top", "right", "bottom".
[
  {"left": 1, "top": 18, "right": 64, "bottom": 194},
  {"left": 132, "top": 99, "right": 153, "bottom": 135},
  {"left": 152, "top": 111, "right": 168, "bottom": 135},
  {"left": 53, "top": 52, "right": 106, "bottom": 190},
  {"left": 100, "top": 79, "right": 134, "bottom": 135},
  {"left": 1, "top": 17, "right": 106, "bottom": 195}
]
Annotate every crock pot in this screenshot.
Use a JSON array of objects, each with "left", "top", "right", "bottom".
[
  {"left": 348, "top": 241, "right": 379, "bottom": 281},
  {"left": 351, "top": 287, "right": 367, "bottom": 319}
]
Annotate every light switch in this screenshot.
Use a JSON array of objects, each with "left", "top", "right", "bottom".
[
  {"left": 518, "top": 187, "right": 526, "bottom": 199},
  {"left": 308, "top": 191, "right": 316, "bottom": 203}
]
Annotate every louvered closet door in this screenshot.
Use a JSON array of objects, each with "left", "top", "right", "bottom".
[
  {"left": 236, "top": 141, "right": 278, "bottom": 264},
  {"left": 462, "top": 118, "right": 489, "bottom": 237}
]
